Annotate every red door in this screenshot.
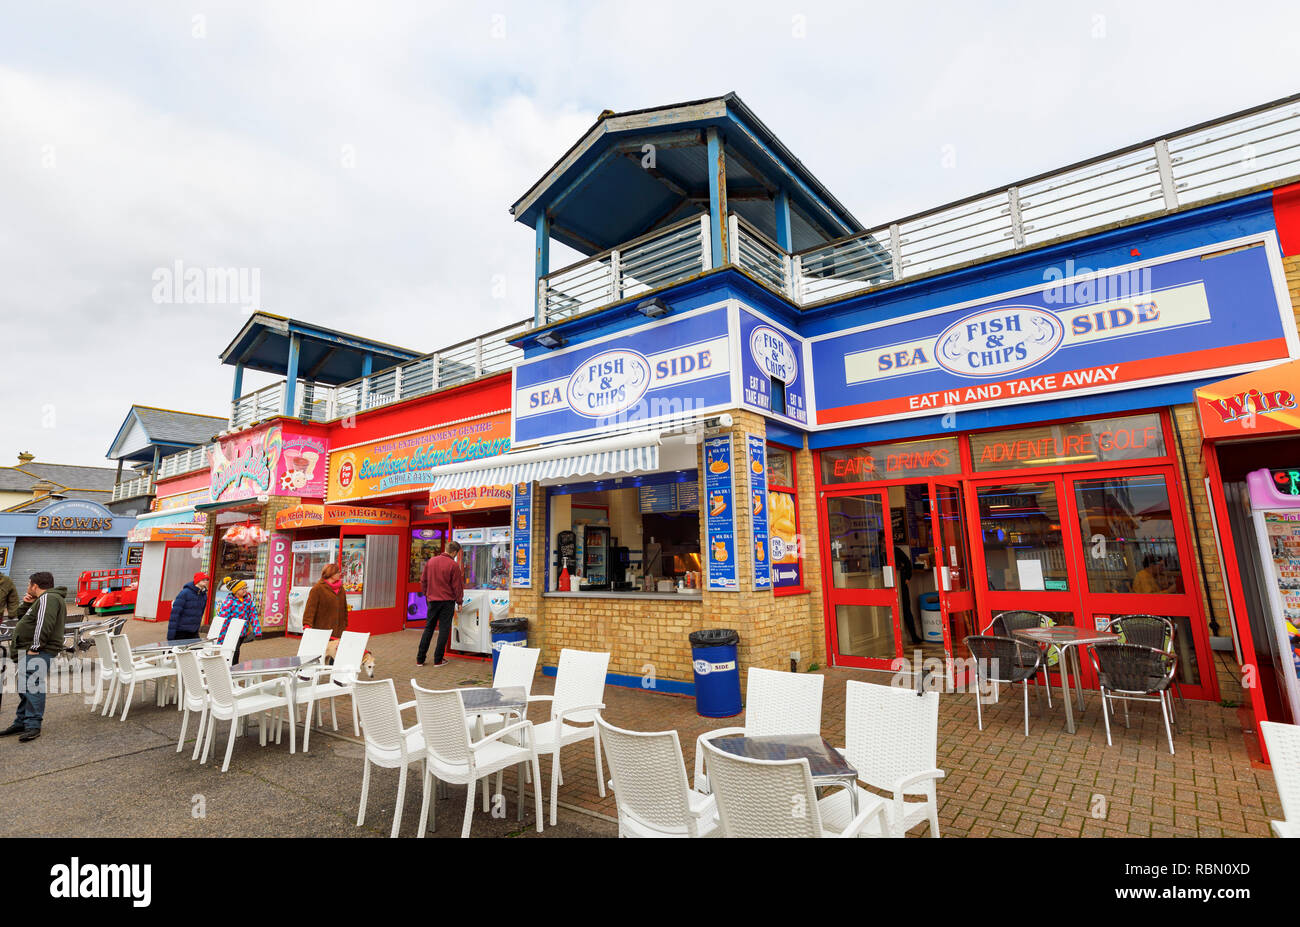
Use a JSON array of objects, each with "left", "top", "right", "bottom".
[
  {"left": 821, "top": 489, "right": 901, "bottom": 669},
  {"left": 932, "top": 480, "right": 977, "bottom": 684}
]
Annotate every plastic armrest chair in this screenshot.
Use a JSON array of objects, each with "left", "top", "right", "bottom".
[
  {"left": 553, "top": 702, "right": 606, "bottom": 727},
  {"left": 472, "top": 719, "right": 534, "bottom": 751},
  {"left": 838, "top": 800, "right": 891, "bottom": 838},
  {"left": 693, "top": 726, "right": 746, "bottom": 792}
]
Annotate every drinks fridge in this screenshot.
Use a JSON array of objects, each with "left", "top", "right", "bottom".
[
  {"left": 583, "top": 526, "right": 610, "bottom": 588},
  {"left": 450, "top": 526, "right": 510, "bottom": 655}
]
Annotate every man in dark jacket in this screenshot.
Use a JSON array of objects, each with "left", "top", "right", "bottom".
[
  {"left": 167, "top": 573, "right": 209, "bottom": 641},
  {"left": 0, "top": 572, "right": 18, "bottom": 621},
  {"left": 1, "top": 571, "right": 66, "bottom": 742}
]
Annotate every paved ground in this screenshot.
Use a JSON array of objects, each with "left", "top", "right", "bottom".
[{"left": 0, "top": 617, "right": 1281, "bottom": 838}]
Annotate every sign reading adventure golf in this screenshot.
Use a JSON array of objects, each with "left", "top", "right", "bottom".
[
  {"left": 514, "top": 306, "right": 733, "bottom": 445},
  {"left": 811, "top": 236, "right": 1297, "bottom": 426}
]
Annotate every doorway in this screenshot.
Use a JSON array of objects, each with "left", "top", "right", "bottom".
[{"left": 821, "top": 480, "right": 974, "bottom": 677}]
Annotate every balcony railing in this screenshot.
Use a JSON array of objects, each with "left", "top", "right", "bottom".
[
  {"left": 228, "top": 318, "right": 529, "bottom": 428},
  {"left": 157, "top": 445, "right": 211, "bottom": 480},
  {"left": 111, "top": 475, "right": 153, "bottom": 502},
  {"left": 534, "top": 93, "right": 1300, "bottom": 324}
]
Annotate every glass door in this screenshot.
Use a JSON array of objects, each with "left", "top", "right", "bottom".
[
  {"left": 822, "top": 490, "right": 900, "bottom": 668},
  {"left": 1068, "top": 466, "right": 1214, "bottom": 698},
  {"left": 932, "top": 481, "right": 976, "bottom": 683},
  {"left": 968, "top": 477, "right": 1081, "bottom": 636}
]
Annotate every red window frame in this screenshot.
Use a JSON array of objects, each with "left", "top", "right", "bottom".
[{"left": 767, "top": 442, "right": 808, "bottom": 597}]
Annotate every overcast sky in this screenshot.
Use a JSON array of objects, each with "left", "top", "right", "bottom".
[{"left": 1, "top": 0, "right": 1297, "bottom": 468}]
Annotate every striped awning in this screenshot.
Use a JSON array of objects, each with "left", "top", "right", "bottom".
[{"left": 428, "top": 432, "right": 661, "bottom": 492}]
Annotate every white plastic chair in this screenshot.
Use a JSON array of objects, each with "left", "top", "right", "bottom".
[
  {"left": 821, "top": 680, "right": 945, "bottom": 838},
  {"left": 89, "top": 629, "right": 118, "bottom": 713},
  {"left": 107, "top": 634, "right": 178, "bottom": 721},
  {"left": 297, "top": 628, "right": 332, "bottom": 662},
  {"left": 414, "top": 682, "right": 544, "bottom": 838},
  {"left": 174, "top": 648, "right": 210, "bottom": 760},
  {"left": 1260, "top": 721, "right": 1300, "bottom": 838},
  {"left": 212, "top": 618, "right": 245, "bottom": 665},
  {"left": 694, "top": 666, "right": 824, "bottom": 793},
  {"left": 523, "top": 648, "right": 609, "bottom": 825},
  {"left": 353, "top": 678, "right": 425, "bottom": 838},
  {"left": 199, "top": 653, "right": 296, "bottom": 773},
  {"left": 596, "top": 716, "right": 718, "bottom": 838},
  {"left": 700, "top": 739, "right": 889, "bottom": 838},
  {"left": 476, "top": 646, "right": 541, "bottom": 732},
  {"left": 206, "top": 620, "right": 223, "bottom": 641},
  {"left": 297, "top": 630, "right": 370, "bottom": 751}
]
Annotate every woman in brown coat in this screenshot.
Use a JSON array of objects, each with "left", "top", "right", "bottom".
[{"left": 303, "top": 563, "right": 349, "bottom": 638}]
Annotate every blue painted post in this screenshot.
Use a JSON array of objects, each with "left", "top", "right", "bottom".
[
  {"left": 707, "top": 127, "right": 728, "bottom": 267},
  {"left": 284, "top": 332, "right": 300, "bottom": 416},
  {"left": 362, "top": 354, "right": 373, "bottom": 378},
  {"left": 775, "top": 188, "right": 793, "bottom": 252},
  {"left": 535, "top": 213, "right": 550, "bottom": 325},
  {"left": 231, "top": 363, "right": 244, "bottom": 402}
]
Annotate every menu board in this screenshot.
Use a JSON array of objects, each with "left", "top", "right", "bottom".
[
  {"left": 512, "top": 482, "right": 532, "bottom": 589},
  {"left": 748, "top": 435, "right": 770, "bottom": 590},
  {"left": 638, "top": 480, "right": 702, "bottom": 514},
  {"left": 703, "top": 436, "right": 737, "bottom": 591},
  {"left": 639, "top": 484, "right": 676, "bottom": 514}
]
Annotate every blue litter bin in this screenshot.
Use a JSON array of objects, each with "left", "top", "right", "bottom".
[
  {"left": 689, "top": 629, "right": 742, "bottom": 718},
  {"left": 919, "top": 593, "right": 943, "bottom": 643},
  {"left": 489, "top": 617, "right": 528, "bottom": 676}
]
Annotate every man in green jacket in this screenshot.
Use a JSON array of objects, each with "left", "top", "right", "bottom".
[
  {"left": 0, "top": 572, "right": 18, "bottom": 620},
  {"left": 1, "top": 572, "right": 66, "bottom": 742}
]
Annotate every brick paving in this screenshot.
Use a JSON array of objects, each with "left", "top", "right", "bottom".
[{"left": 23, "top": 615, "right": 1282, "bottom": 838}]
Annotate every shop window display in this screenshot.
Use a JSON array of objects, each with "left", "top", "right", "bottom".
[
  {"left": 977, "top": 483, "right": 1069, "bottom": 591},
  {"left": 1074, "top": 474, "right": 1185, "bottom": 595}
]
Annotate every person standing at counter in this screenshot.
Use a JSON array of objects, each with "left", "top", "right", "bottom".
[
  {"left": 418, "top": 540, "right": 463, "bottom": 667},
  {"left": 303, "top": 563, "right": 348, "bottom": 639}
]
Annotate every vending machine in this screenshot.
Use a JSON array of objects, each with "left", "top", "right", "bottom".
[
  {"left": 451, "top": 526, "right": 511, "bottom": 655},
  {"left": 288, "top": 538, "right": 339, "bottom": 634},
  {"left": 1247, "top": 467, "right": 1300, "bottom": 722}
]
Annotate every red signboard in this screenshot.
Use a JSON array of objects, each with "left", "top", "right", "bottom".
[{"left": 1195, "top": 357, "right": 1300, "bottom": 440}]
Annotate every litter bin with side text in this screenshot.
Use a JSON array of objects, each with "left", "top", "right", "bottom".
[
  {"left": 489, "top": 617, "right": 528, "bottom": 676},
  {"left": 919, "top": 593, "right": 944, "bottom": 643},
  {"left": 689, "top": 628, "right": 742, "bottom": 718}
]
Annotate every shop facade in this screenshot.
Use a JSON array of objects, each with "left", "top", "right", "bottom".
[
  {"left": 0, "top": 499, "right": 137, "bottom": 592},
  {"left": 459, "top": 183, "right": 1300, "bottom": 698}
]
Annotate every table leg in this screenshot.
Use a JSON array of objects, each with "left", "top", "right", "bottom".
[
  {"left": 1058, "top": 646, "right": 1076, "bottom": 734},
  {"left": 1072, "top": 647, "right": 1086, "bottom": 713},
  {"left": 847, "top": 776, "right": 859, "bottom": 818}
]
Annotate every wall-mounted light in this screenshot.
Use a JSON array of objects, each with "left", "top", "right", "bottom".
[
  {"left": 636, "top": 297, "right": 671, "bottom": 318},
  {"left": 534, "top": 331, "right": 566, "bottom": 349}
]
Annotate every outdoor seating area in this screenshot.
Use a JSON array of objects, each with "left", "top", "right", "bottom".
[
  {"left": 0, "top": 615, "right": 1284, "bottom": 840},
  {"left": 966, "top": 611, "right": 1188, "bottom": 754}
]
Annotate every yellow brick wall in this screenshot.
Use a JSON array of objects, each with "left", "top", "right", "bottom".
[{"left": 512, "top": 409, "right": 827, "bottom": 689}]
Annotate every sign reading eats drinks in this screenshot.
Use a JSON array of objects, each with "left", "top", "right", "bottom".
[
  {"left": 514, "top": 306, "right": 733, "bottom": 445},
  {"left": 810, "top": 236, "right": 1296, "bottom": 427}
]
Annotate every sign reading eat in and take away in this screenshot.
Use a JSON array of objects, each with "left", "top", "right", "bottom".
[{"left": 810, "top": 235, "right": 1297, "bottom": 427}]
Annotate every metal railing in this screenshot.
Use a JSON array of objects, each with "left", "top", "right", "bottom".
[
  {"left": 228, "top": 319, "right": 529, "bottom": 428},
  {"left": 111, "top": 475, "right": 153, "bottom": 502},
  {"left": 531, "top": 94, "right": 1300, "bottom": 322},
  {"left": 538, "top": 215, "right": 711, "bottom": 323},
  {"left": 792, "top": 94, "right": 1300, "bottom": 304},
  {"left": 157, "top": 445, "right": 211, "bottom": 480}
]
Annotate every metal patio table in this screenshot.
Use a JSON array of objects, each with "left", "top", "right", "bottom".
[
  {"left": 455, "top": 686, "right": 531, "bottom": 818},
  {"left": 227, "top": 655, "right": 320, "bottom": 740},
  {"left": 132, "top": 637, "right": 207, "bottom": 656},
  {"left": 709, "top": 732, "right": 862, "bottom": 817},
  {"left": 1012, "top": 625, "right": 1118, "bottom": 734}
]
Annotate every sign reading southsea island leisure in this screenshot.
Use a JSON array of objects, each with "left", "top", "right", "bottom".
[
  {"left": 327, "top": 411, "right": 513, "bottom": 508},
  {"left": 810, "top": 236, "right": 1296, "bottom": 426}
]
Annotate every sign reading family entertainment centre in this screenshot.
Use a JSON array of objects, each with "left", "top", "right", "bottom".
[
  {"left": 810, "top": 237, "right": 1296, "bottom": 426},
  {"left": 513, "top": 306, "right": 733, "bottom": 445}
]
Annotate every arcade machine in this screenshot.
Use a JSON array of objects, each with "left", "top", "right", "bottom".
[
  {"left": 287, "top": 538, "right": 339, "bottom": 634},
  {"left": 450, "top": 525, "right": 511, "bottom": 655}
]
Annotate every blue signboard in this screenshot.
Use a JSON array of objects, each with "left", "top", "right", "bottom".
[
  {"left": 514, "top": 306, "right": 734, "bottom": 445},
  {"left": 748, "top": 435, "right": 770, "bottom": 589},
  {"left": 703, "top": 435, "right": 737, "bottom": 591},
  {"left": 639, "top": 484, "right": 676, "bottom": 514},
  {"left": 677, "top": 481, "right": 699, "bottom": 511},
  {"left": 511, "top": 482, "right": 531, "bottom": 589},
  {"left": 809, "top": 236, "right": 1296, "bottom": 427},
  {"left": 738, "top": 308, "right": 809, "bottom": 426}
]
